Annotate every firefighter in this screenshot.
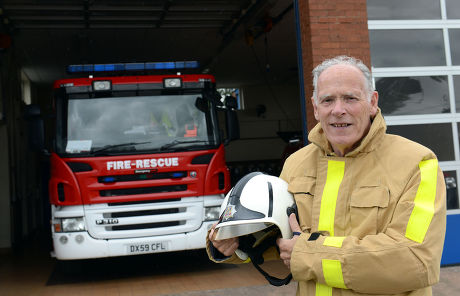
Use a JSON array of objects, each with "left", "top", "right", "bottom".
[
  {"left": 149, "top": 108, "right": 176, "bottom": 137},
  {"left": 208, "top": 55, "right": 446, "bottom": 295}
]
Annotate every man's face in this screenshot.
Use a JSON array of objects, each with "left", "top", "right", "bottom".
[{"left": 311, "top": 64, "right": 378, "bottom": 156}]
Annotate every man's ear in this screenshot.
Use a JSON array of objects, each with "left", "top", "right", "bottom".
[
  {"left": 369, "top": 91, "right": 379, "bottom": 116},
  {"left": 311, "top": 97, "right": 319, "bottom": 120}
]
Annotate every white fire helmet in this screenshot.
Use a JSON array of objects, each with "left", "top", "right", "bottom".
[
  {"left": 213, "top": 172, "right": 296, "bottom": 286},
  {"left": 215, "top": 172, "right": 295, "bottom": 241}
]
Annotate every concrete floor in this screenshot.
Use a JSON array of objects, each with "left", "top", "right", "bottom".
[{"left": 0, "top": 237, "right": 458, "bottom": 296}]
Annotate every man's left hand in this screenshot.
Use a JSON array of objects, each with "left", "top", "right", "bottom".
[{"left": 276, "top": 213, "right": 302, "bottom": 269}]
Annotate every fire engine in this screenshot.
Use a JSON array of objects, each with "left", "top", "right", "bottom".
[{"left": 42, "top": 61, "right": 239, "bottom": 260}]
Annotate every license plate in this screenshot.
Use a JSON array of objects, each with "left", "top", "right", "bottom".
[{"left": 127, "top": 241, "right": 169, "bottom": 254}]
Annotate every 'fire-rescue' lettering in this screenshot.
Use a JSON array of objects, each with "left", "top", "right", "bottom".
[{"left": 106, "top": 157, "right": 179, "bottom": 171}]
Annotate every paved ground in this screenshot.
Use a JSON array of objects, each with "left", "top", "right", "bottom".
[
  {"left": 170, "top": 265, "right": 460, "bottom": 296},
  {"left": 1, "top": 236, "right": 459, "bottom": 296}
]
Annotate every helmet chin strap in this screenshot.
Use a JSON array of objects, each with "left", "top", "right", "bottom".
[{"left": 238, "top": 232, "right": 293, "bottom": 287}]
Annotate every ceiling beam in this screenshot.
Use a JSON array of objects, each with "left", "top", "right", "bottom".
[{"left": 157, "top": 0, "right": 173, "bottom": 28}]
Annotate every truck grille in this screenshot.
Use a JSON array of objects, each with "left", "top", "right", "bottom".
[
  {"left": 111, "top": 221, "right": 180, "bottom": 231},
  {"left": 100, "top": 185, "right": 187, "bottom": 197},
  {"left": 84, "top": 197, "right": 203, "bottom": 239},
  {"left": 110, "top": 208, "right": 179, "bottom": 217},
  {"left": 98, "top": 171, "right": 187, "bottom": 183},
  {"left": 108, "top": 198, "right": 181, "bottom": 206}
]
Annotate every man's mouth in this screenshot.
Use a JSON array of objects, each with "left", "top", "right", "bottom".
[{"left": 331, "top": 123, "right": 350, "bottom": 127}]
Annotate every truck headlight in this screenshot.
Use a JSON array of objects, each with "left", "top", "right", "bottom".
[
  {"left": 61, "top": 217, "right": 86, "bottom": 232},
  {"left": 205, "top": 206, "right": 221, "bottom": 221}
]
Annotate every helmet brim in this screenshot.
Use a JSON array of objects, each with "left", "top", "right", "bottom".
[{"left": 214, "top": 218, "right": 275, "bottom": 240}]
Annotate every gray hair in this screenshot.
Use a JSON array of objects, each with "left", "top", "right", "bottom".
[{"left": 312, "top": 55, "right": 374, "bottom": 104}]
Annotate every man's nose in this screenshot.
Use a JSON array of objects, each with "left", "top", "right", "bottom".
[{"left": 331, "top": 98, "right": 346, "bottom": 115}]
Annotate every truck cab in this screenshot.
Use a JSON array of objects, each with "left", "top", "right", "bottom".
[{"left": 40, "top": 62, "right": 239, "bottom": 259}]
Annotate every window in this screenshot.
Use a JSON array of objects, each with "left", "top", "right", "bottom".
[
  {"left": 444, "top": 170, "right": 459, "bottom": 210},
  {"left": 387, "top": 123, "right": 455, "bottom": 161},
  {"left": 368, "top": 0, "right": 460, "bottom": 212},
  {"left": 62, "top": 93, "right": 219, "bottom": 154},
  {"left": 375, "top": 76, "right": 449, "bottom": 115},
  {"left": 21, "top": 71, "right": 31, "bottom": 105},
  {"left": 453, "top": 76, "right": 460, "bottom": 112},
  {"left": 367, "top": 0, "right": 441, "bottom": 20},
  {"left": 217, "top": 88, "right": 243, "bottom": 110},
  {"left": 446, "top": 0, "right": 460, "bottom": 19},
  {"left": 369, "top": 30, "right": 445, "bottom": 67},
  {"left": 449, "top": 29, "right": 460, "bottom": 65}
]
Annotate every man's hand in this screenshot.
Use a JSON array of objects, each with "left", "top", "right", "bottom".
[
  {"left": 209, "top": 223, "right": 239, "bottom": 257},
  {"left": 277, "top": 213, "right": 302, "bottom": 269}
]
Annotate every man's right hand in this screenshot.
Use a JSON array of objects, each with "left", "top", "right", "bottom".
[{"left": 209, "top": 223, "right": 239, "bottom": 256}]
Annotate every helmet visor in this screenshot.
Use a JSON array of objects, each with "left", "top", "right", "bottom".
[{"left": 215, "top": 221, "right": 274, "bottom": 240}]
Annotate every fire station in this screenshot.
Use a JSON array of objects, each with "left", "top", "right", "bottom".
[{"left": 0, "top": 0, "right": 459, "bottom": 294}]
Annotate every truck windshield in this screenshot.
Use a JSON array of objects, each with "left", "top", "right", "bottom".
[{"left": 58, "top": 92, "right": 219, "bottom": 155}]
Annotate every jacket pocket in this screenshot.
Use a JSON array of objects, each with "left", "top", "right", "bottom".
[
  {"left": 349, "top": 185, "right": 389, "bottom": 237},
  {"left": 288, "top": 177, "right": 316, "bottom": 233}
]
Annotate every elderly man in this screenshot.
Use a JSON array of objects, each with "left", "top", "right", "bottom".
[{"left": 208, "top": 56, "right": 446, "bottom": 296}]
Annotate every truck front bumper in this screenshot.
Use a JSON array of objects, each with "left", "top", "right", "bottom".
[{"left": 52, "top": 221, "right": 215, "bottom": 260}]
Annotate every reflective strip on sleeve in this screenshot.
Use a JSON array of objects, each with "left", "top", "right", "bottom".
[
  {"left": 322, "top": 259, "right": 348, "bottom": 289},
  {"left": 405, "top": 159, "right": 438, "bottom": 243},
  {"left": 318, "top": 160, "right": 345, "bottom": 236},
  {"left": 316, "top": 283, "right": 332, "bottom": 296},
  {"left": 323, "top": 236, "right": 345, "bottom": 248}
]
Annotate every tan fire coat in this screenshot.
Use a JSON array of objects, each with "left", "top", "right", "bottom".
[
  {"left": 280, "top": 110, "right": 446, "bottom": 295},
  {"left": 207, "top": 110, "right": 446, "bottom": 296}
]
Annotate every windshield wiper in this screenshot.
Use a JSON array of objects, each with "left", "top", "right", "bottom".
[
  {"left": 92, "top": 141, "right": 150, "bottom": 154},
  {"left": 160, "top": 140, "right": 209, "bottom": 150}
]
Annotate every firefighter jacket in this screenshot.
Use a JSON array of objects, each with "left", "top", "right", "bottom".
[
  {"left": 206, "top": 110, "right": 446, "bottom": 295},
  {"left": 279, "top": 109, "right": 446, "bottom": 295}
]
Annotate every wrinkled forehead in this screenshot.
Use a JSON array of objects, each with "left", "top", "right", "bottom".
[{"left": 317, "top": 64, "right": 368, "bottom": 93}]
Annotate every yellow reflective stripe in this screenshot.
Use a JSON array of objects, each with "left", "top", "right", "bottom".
[
  {"left": 318, "top": 160, "right": 345, "bottom": 236},
  {"left": 315, "top": 161, "right": 345, "bottom": 296},
  {"left": 322, "top": 259, "right": 348, "bottom": 289},
  {"left": 242, "top": 258, "right": 251, "bottom": 263},
  {"left": 405, "top": 159, "right": 438, "bottom": 243},
  {"left": 323, "top": 236, "right": 345, "bottom": 248},
  {"left": 316, "top": 282, "right": 332, "bottom": 296}
]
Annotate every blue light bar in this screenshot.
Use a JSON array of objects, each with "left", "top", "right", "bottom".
[
  {"left": 125, "top": 63, "right": 144, "bottom": 71},
  {"left": 67, "top": 61, "right": 200, "bottom": 74},
  {"left": 94, "top": 64, "right": 115, "bottom": 72},
  {"left": 165, "top": 62, "right": 175, "bottom": 69},
  {"left": 83, "top": 64, "right": 94, "bottom": 72},
  {"left": 69, "top": 65, "right": 83, "bottom": 72},
  {"left": 186, "top": 61, "right": 199, "bottom": 68},
  {"left": 144, "top": 63, "right": 157, "bottom": 70},
  {"left": 94, "top": 64, "right": 104, "bottom": 72}
]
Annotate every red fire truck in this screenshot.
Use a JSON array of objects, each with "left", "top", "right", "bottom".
[{"left": 43, "top": 61, "right": 239, "bottom": 260}]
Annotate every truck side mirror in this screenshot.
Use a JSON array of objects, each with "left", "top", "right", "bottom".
[
  {"left": 24, "top": 104, "right": 45, "bottom": 153},
  {"left": 225, "top": 106, "right": 239, "bottom": 146},
  {"left": 223, "top": 95, "right": 240, "bottom": 145},
  {"left": 195, "top": 97, "right": 207, "bottom": 112},
  {"left": 225, "top": 109, "right": 239, "bottom": 145}
]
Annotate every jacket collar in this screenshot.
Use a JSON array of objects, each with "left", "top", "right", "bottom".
[{"left": 308, "top": 108, "right": 386, "bottom": 157}]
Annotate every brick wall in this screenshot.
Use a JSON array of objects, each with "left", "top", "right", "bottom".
[{"left": 297, "top": 0, "right": 371, "bottom": 132}]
